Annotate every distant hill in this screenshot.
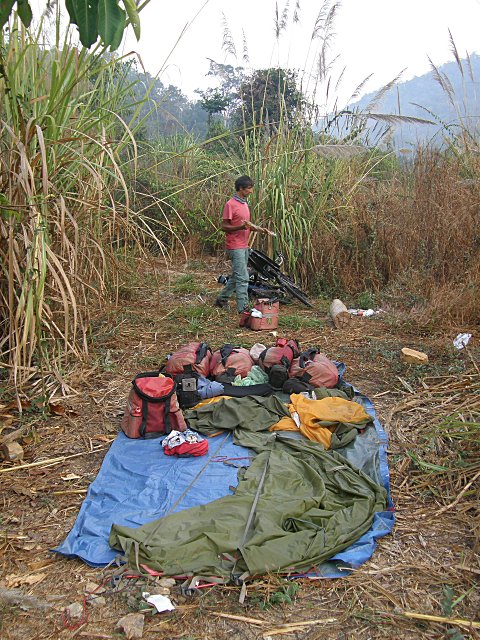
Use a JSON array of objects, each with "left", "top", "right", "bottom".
[{"left": 349, "top": 54, "right": 480, "bottom": 150}]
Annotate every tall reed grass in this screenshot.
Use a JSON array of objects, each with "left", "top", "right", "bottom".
[{"left": 0, "top": 15, "right": 150, "bottom": 393}]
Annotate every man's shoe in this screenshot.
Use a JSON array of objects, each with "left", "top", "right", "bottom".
[{"left": 214, "top": 299, "right": 226, "bottom": 308}]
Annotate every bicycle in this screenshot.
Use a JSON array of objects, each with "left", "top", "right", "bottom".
[{"left": 218, "top": 249, "right": 312, "bottom": 308}]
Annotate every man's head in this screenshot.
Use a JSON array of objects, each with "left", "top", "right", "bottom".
[{"left": 235, "top": 175, "right": 254, "bottom": 199}]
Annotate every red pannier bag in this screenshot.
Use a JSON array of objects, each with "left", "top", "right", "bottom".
[
  {"left": 239, "top": 298, "right": 280, "bottom": 331},
  {"left": 122, "top": 372, "right": 187, "bottom": 439},
  {"left": 258, "top": 338, "right": 300, "bottom": 373},
  {"left": 210, "top": 344, "right": 254, "bottom": 380},
  {"left": 164, "top": 342, "right": 211, "bottom": 377},
  {"left": 289, "top": 348, "right": 339, "bottom": 388}
]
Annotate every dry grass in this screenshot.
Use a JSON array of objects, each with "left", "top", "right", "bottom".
[
  {"left": 310, "top": 151, "right": 480, "bottom": 324},
  {"left": 0, "top": 259, "right": 479, "bottom": 640}
]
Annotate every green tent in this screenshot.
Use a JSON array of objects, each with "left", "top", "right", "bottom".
[{"left": 110, "top": 426, "right": 386, "bottom": 581}]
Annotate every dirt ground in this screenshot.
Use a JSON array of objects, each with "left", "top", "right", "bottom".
[{"left": 1, "top": 256, "right": 479, "bottom": 640}]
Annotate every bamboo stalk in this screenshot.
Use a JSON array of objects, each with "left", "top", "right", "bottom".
[
  {"left": 433, "top": 469, "right": 480, "bottom": 516},
  {"left": 212, "top": 612, "right": 267, "bottom": 626},
  {"left": 0, "top": 444, "right": 108, "bottom": 474},
  {"left": 402, "top": 611, "right": 480, "bottom": 629},
  {"left": 52, "top": 489, "right": 88, "bottom": 495}
]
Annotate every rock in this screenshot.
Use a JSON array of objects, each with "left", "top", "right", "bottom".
[
  {"left": 65, "top": 602, "right": 84, "bottom": 619},
  {"left": 401, "top": 348, "right": 429, "bottom": 364},
  {"left": 126, "top": 594, "right": 138, "bottom": 609},
  {"left": 151, "top": 587, "right": 170, "bottom": 596},
  {"left": 86, "top": 595, "right": 106, "bottom": 607},
  {"left": 116, "top": 612, "right": 145, "bottom": 639},
  {"left": 0, "top": 587, "right": 52, "bottom": 611},
  {"left": 158, "top": 578, "right": 176, "bottom": 588},
  {"left": 0, "top": 442, "right": 24, "bottom": 462},
  {"left": 84, "top": 581, "right": 106, "bottom": 595}
]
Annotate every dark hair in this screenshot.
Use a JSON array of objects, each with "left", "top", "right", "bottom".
[{"left": 235, "top": 175, "right": 254, "bottom": 191}]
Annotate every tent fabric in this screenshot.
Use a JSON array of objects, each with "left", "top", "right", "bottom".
[
  {"left": 270, "top": 394, "right": 372, "bottom": 449},
  {"left": 53, "top": 432, "right": 252, "bottom": 566},
  {"left": 54, "top": 381, "right": 394, "bottom": 577},
  {"left": 109, "top": 432, "right": 387, "bottom": 579},
  {"left": 184, "top": 395, "right": 291, "bottom": 437}
]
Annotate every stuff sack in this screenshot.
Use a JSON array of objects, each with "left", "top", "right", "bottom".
[
  {"left": 268, "top": 363, "right": 289, "bottom": 390},
  {"left": 258, "top": 339, "right": 300, "bottom": 389},
  {"left": 289, "top": 348, "right": 339, "bottom": 389},
  {"left": 122, "top": 372, "right": 186, "bottom": 439},
  {"left": 210, "top": 344, "right": 253, "bottom": 381},
  {"left": 258, "top": 339, "right": 300, "bottom": 373},
  {"left": 164, "top": 342, "right": 211, "bottom": 377},
  {"left": 162, "top": 429, "right": 208, "bottom": 457},
  {"left": 174, "top": 365, "right": 202, "bottom": 410}
]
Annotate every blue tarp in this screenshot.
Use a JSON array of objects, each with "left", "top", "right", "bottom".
[{"left": 54, "top": 387, "right": 394, "bottom": 576}]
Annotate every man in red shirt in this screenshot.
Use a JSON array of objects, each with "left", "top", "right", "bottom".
[{"left": 215, "top": 175, "right": 269, "bottom": 312}]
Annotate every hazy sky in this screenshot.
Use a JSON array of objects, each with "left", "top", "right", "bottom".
[{"left": 121, "top": 0, "right": 480, "bottom": 108}]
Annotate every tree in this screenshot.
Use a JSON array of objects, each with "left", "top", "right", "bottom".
[
  {"left": 196, "top": 88, "right": 230, "bottom": 127},
  {"left": 1, "top": 0, "right": 141, "bottom": 50},
  {"left": 232, "top": 67, "right": 307, "bottom": 134}
]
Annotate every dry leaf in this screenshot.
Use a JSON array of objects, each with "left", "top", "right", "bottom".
[
  {"left": 92, "top": 435, "right": 113, "bottom": 443},
  {"left": 48, "top": 403, "right": 77, "bottom": 417},
  {"left": 28, "top": 560, "right": 56, "bottom": 571},
  {"left": 6, "top": 573, "right": 47, "bottom": 588},
  {"left": 5, "top": 400, "right": 31, "bottom": 412},
  {"left": 61, "top": 473, "right": 81, "bottom": 481},
  {"left": 11, "top": 485, "right": 36, "bottom": 497},
  {"left": 49, "top": 403, "right": 65, "bottom": 416}
]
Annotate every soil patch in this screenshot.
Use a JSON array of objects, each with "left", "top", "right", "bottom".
[{"left": 1, "top": 257, "right": 478, "bottom": 639}]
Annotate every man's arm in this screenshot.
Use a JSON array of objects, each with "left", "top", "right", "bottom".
[
  {"left": 243, "top": 220, "right": 276, "bottom": 236},
  {"left": 222, "top": 220, "right": 247, "bottom": 233}
]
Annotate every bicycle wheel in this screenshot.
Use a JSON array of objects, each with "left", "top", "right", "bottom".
[
  {"left": 248, "top": 285, "right": 293, "bottom": 305},
  {"left": 248, "top": 249, "right": 283, "bottom": 277},
  {"left": 274, "top": 273, "right": 312, "bottom": 307}
]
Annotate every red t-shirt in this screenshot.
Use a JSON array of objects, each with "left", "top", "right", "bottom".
[{"left": 222, "top": 196, "right": 251, "bottom": 250}]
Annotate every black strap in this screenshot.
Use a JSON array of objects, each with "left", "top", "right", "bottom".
[
  {"left": 133, "top": 370, "right": 161, "bottom": 384},
  {"left": 258, "top": 348, "right": 268, "bottom": 366},
  {"left": 298, "top": 348, "right": 319, "bottom": 369},
  {"left": 299, "top": 371, "right": 312, "bottom": 383},
  {"left": 280, "top": 355, "right": 291, "bottom": 369},
  {"left": 222, "top": 383, "right": 273, "bottom": 397},
  {"left": 139, "top": 394, "right": 172, "bottom": 438},
  {"left": 220, "top": 344, "right": 237, "bottom": 366},
  {"left": 195, "top": 342, "right": 210, "bottom": 364},
  {"left": 133, "top": 372, "right": 176, "bottom": 439}
]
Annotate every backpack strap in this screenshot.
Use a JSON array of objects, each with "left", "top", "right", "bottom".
[
  {"left": 298, "top": 348, "right": 319, "bottom": 369},
  {"left": 258, "top": 347, "right": 268, "bottom": 367},
  {"left": 220, "top": 344, "right": 236, "bottom": 366},
  {"left": 195, "top": 342, "right": 210, "bottom": 364},
  {"left": 133, "top": 370, "right": 162, "bottom": 383},
  {"left": 299, "top": 371, "right": 312, "bottom": 383},
  {"left": 138, "top": 394, "right": 173, "bottom": 439}
]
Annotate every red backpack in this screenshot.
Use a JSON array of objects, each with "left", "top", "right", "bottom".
[
  {"left": 122, "top": 373, "right": 186, "bottom": 439},
  {"left": 258, "top": 339, "right": 300, "bottom": 372},
  {"left": 210, "top": 345, "right": 254, "bottom": 381},
  {"left": 289, "top": 348, "right": 339, "bottom": 389},
  {"left": 165, "top": 342, "right": 211, "bottom": 377}
]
